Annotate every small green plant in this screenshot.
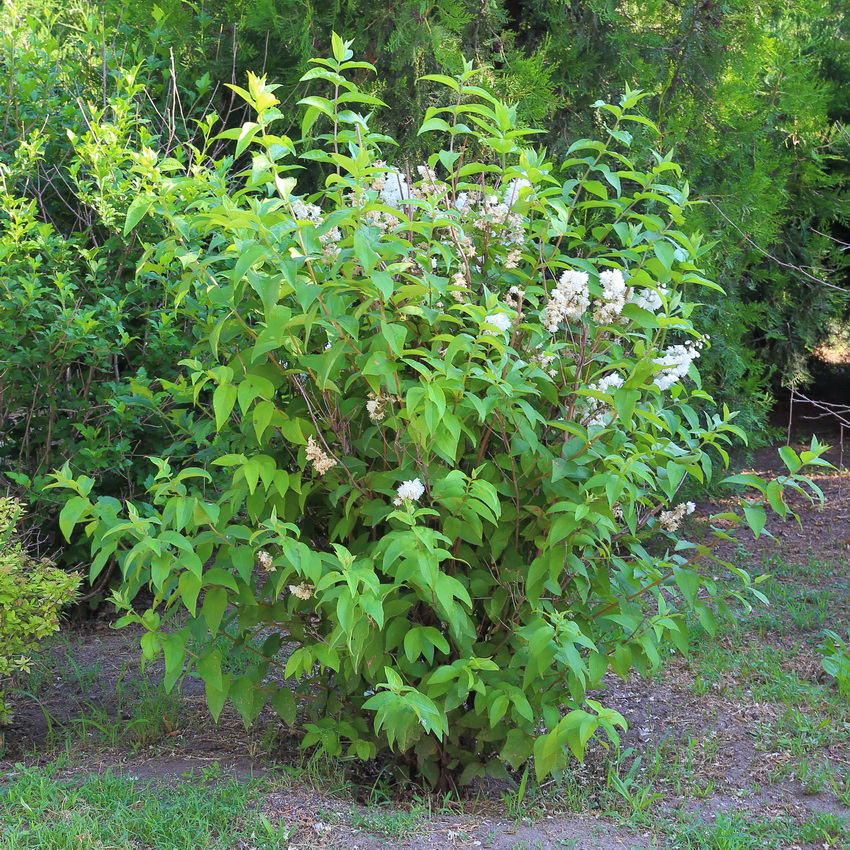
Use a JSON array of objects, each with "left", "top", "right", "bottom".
[
  {"left": 0, "top": 498, "right": 79, "bottom": 725},
  {"left": 605, "top": 747, "right": 664, "bottom": 814},
  {"left": 819, "top": 629, "right": 850, "bottom": 698},
  {"left": 53, "top": 37, "right": 829, "bottom": 789},
  {"left": 502, "top": 765, "right": 533, "bottom": 821}
]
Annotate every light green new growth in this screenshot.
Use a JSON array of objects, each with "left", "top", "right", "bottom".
[{"left": 0, "top": 498, "right": 80, "bottom": 724}]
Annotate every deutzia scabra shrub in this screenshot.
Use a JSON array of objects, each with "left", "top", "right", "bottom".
[
  {"left": 0, "top": 499, "right": 79, "bottom": 725},
  {"left": 52, "top": 36, "right": 828, "bottom": 788}
]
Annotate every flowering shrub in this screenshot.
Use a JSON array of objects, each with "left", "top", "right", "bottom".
[
  {"left": 0, "top": 499, "right": 80, "bottom": 725},
  {"left": 52, "top": 37, "right": 828, "bottom": 787}
]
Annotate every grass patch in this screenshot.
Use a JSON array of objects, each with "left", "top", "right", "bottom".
[
  {"left": 665, "top": 810, "right": 849, "bottom": 849},
  {"left": 0, "top": 764, "right": 292, "bottom": 849},
  {"left": 348, "top": 804, "right": 427, "bottom": 838}
]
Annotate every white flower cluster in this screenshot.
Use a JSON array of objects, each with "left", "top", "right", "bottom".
[
  {"left": 504, "top": 285, "right": 525, "bottom": 308},
  {"left": 631, "top": 285, "right": 669, "bottom": 312},
  {"left": 531, "top": 348, "right": 558, "bottom": 377},
  {"left": 482, "top": 312, "right": 512, "bottom": 335},
  {"left": 364, "top": 209, "right": 401, "bottom": 233},
  {"left": 379, "top": 169, "right": 412, "bottom": 209},
  {"left": 256, "top": 550, "right": 274, "bottom": 572},
  {"left": 503, "top": 177, "right": 532, "bottom": 207},
  {"left": 583, "top": 372, "right": 624, "bottom": 427},
  {"left": 368, "top": 160, "right": 388, "bottom": 190},
  {"left": 291, "top": 199, "right": 322, "bottom": 222},
  {"left": 471, "top": 194, "right": 524, "bottom": 246},
  {"left": 450, "top": 269, "right": 469, "bottom": 302},
  {"left": 366, "top": 391, "right": 392, "bottom": 423},
  {"left": 505, "top": 248, "right": 522, "bottom": 269},
  {"left": 653, "top": 340, "right": 703, "bottom": 391},
  {"left": 288, "top": 581, "right": 315, "bottom": 600},
  {"left": 416, "top": 164, "right": 441, "bottom": 194},
  {"left": 658, "top": 501, "right": 696, "bottom": 532},
  {"left": 305, "top": 435, "right": 337, "bottom": 475},
  {"left": 394, "top": 478, "right": 425, "bottom": 506},
  {"left": 542, "top": 269, "right": 591, "bottom": 332},
  {"left": 319, "top": 226, "right": 342, "bottom": 262},
  {"left": 593, "top": 269, "right": 628, "bottom": 324}
]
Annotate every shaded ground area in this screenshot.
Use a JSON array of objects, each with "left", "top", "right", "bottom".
[{"left": 2, "top": 374, "right": 850, "bottom": 848}]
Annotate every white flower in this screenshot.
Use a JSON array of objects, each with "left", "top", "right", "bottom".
[
  {"left": 394, "top": 478, "right": 425, "bottom": 505},
  {"left": 503, "top": 177, "right": 532, "bottom": 207},
  {"left": 505, "top": 249, "right": 522, "bottom": 269},
  {"left": 482, "top": 312, "right": 512, "bottom": 335},
  {"left": 593, "top": 268, "right": 629, "bottom": 324},
  {"left": 653, "top": 341, "right": 701, "bottom": 391},
  {"left": 369, "top": 160, "right": 388, "bottom": 190},
  {"left": 593, "top": 372, "right": 624, "bottom": 393},
  {"left": 256, "top": 550, "right": 274, "bottom": 572},
  {"left": 580, "top": 372, "right": 624, "bottom": 427},
  {"left": 291, "top": 199, "right": 322, "bottom": 222},
  {"left": 658, "top": 501, "right": 696, "bottom": 533},
  {"left": 631, "top": 285, "right": 668, "bottom": 312},
  {"left": 504, "top": 285, "right": 525, "bottom": 307},
  {"left": 288, "top": 582, "right": 315, "bottom": 600},
  {"left": 542, "top": 268, "right": 591, "bottom": 331},
  {"left": 305, "top": 435, "right": 337, "bottom": 476},
  {"left": 318, "top": 226, "right": 341, "bottom": 245},
  {"left": 380, "top": 169, "right": 411, "bottom": 209},
  {"left": 366, "top": 391, "right": 390, "bottom": 423},
  {"left": 599, "top": 269, "right": 627, "bottom": 300}
]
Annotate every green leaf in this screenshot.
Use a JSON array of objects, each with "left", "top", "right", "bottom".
[
  {"left": 202, "top": 587, "right": 229, "bottom": 636},
  {"left": 743, "top": 503, "right": 767, "bottom": 537},
  {"left": 271, "top": 687, "right": 297, "bottom": 725},
  {"left": 232, "top": 244, "right": 267, "bottom": 285},
  {"left": 205, "top": 676, "right": 231, "bottom": 722},
  {"left": 381, "top": 322, "right": 407, "bottom": 357},
  {"left": 59, "top": 496, "right": 91, "bottom": 543},
  {"left": 178, "top": 570, "right": 202, "bottom": 616},
  {"left": 213, "top": 383, "right": 238, "bottom": 430},
  {"left": 500, "top": 729, "right": 534, "bottom": 769},
  {"left": 197, "top": 650, "right": 224, "bottom": 693},
  {"left": 123, "top": 195, "right": 154, "bottom": 235}
]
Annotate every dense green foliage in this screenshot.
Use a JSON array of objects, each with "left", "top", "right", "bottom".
[
  {"left": 0, "top": 6, "right": 214, "bottom": 517},
  {"left": 0, "top": 499, "right": 79, "bottom": 723},
  {"left": 52, "top": 45, "right": 827, "bottom": 786},
  {"left": 93, "top": 0, "right": 850, "bottom": 411},
  {"left": 1, "top": 0, "right": 848, "bottom": 528}
]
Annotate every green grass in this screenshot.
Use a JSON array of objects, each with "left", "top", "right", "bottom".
[
  {"left": 348, "top": 804, "right": 426, "bottom": 838},
  {"left": 0, "top": 764, "right": 293, "bottom": 849},
  {"left": 664, "top": 810, "right": 849, "bottom": 849}
]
